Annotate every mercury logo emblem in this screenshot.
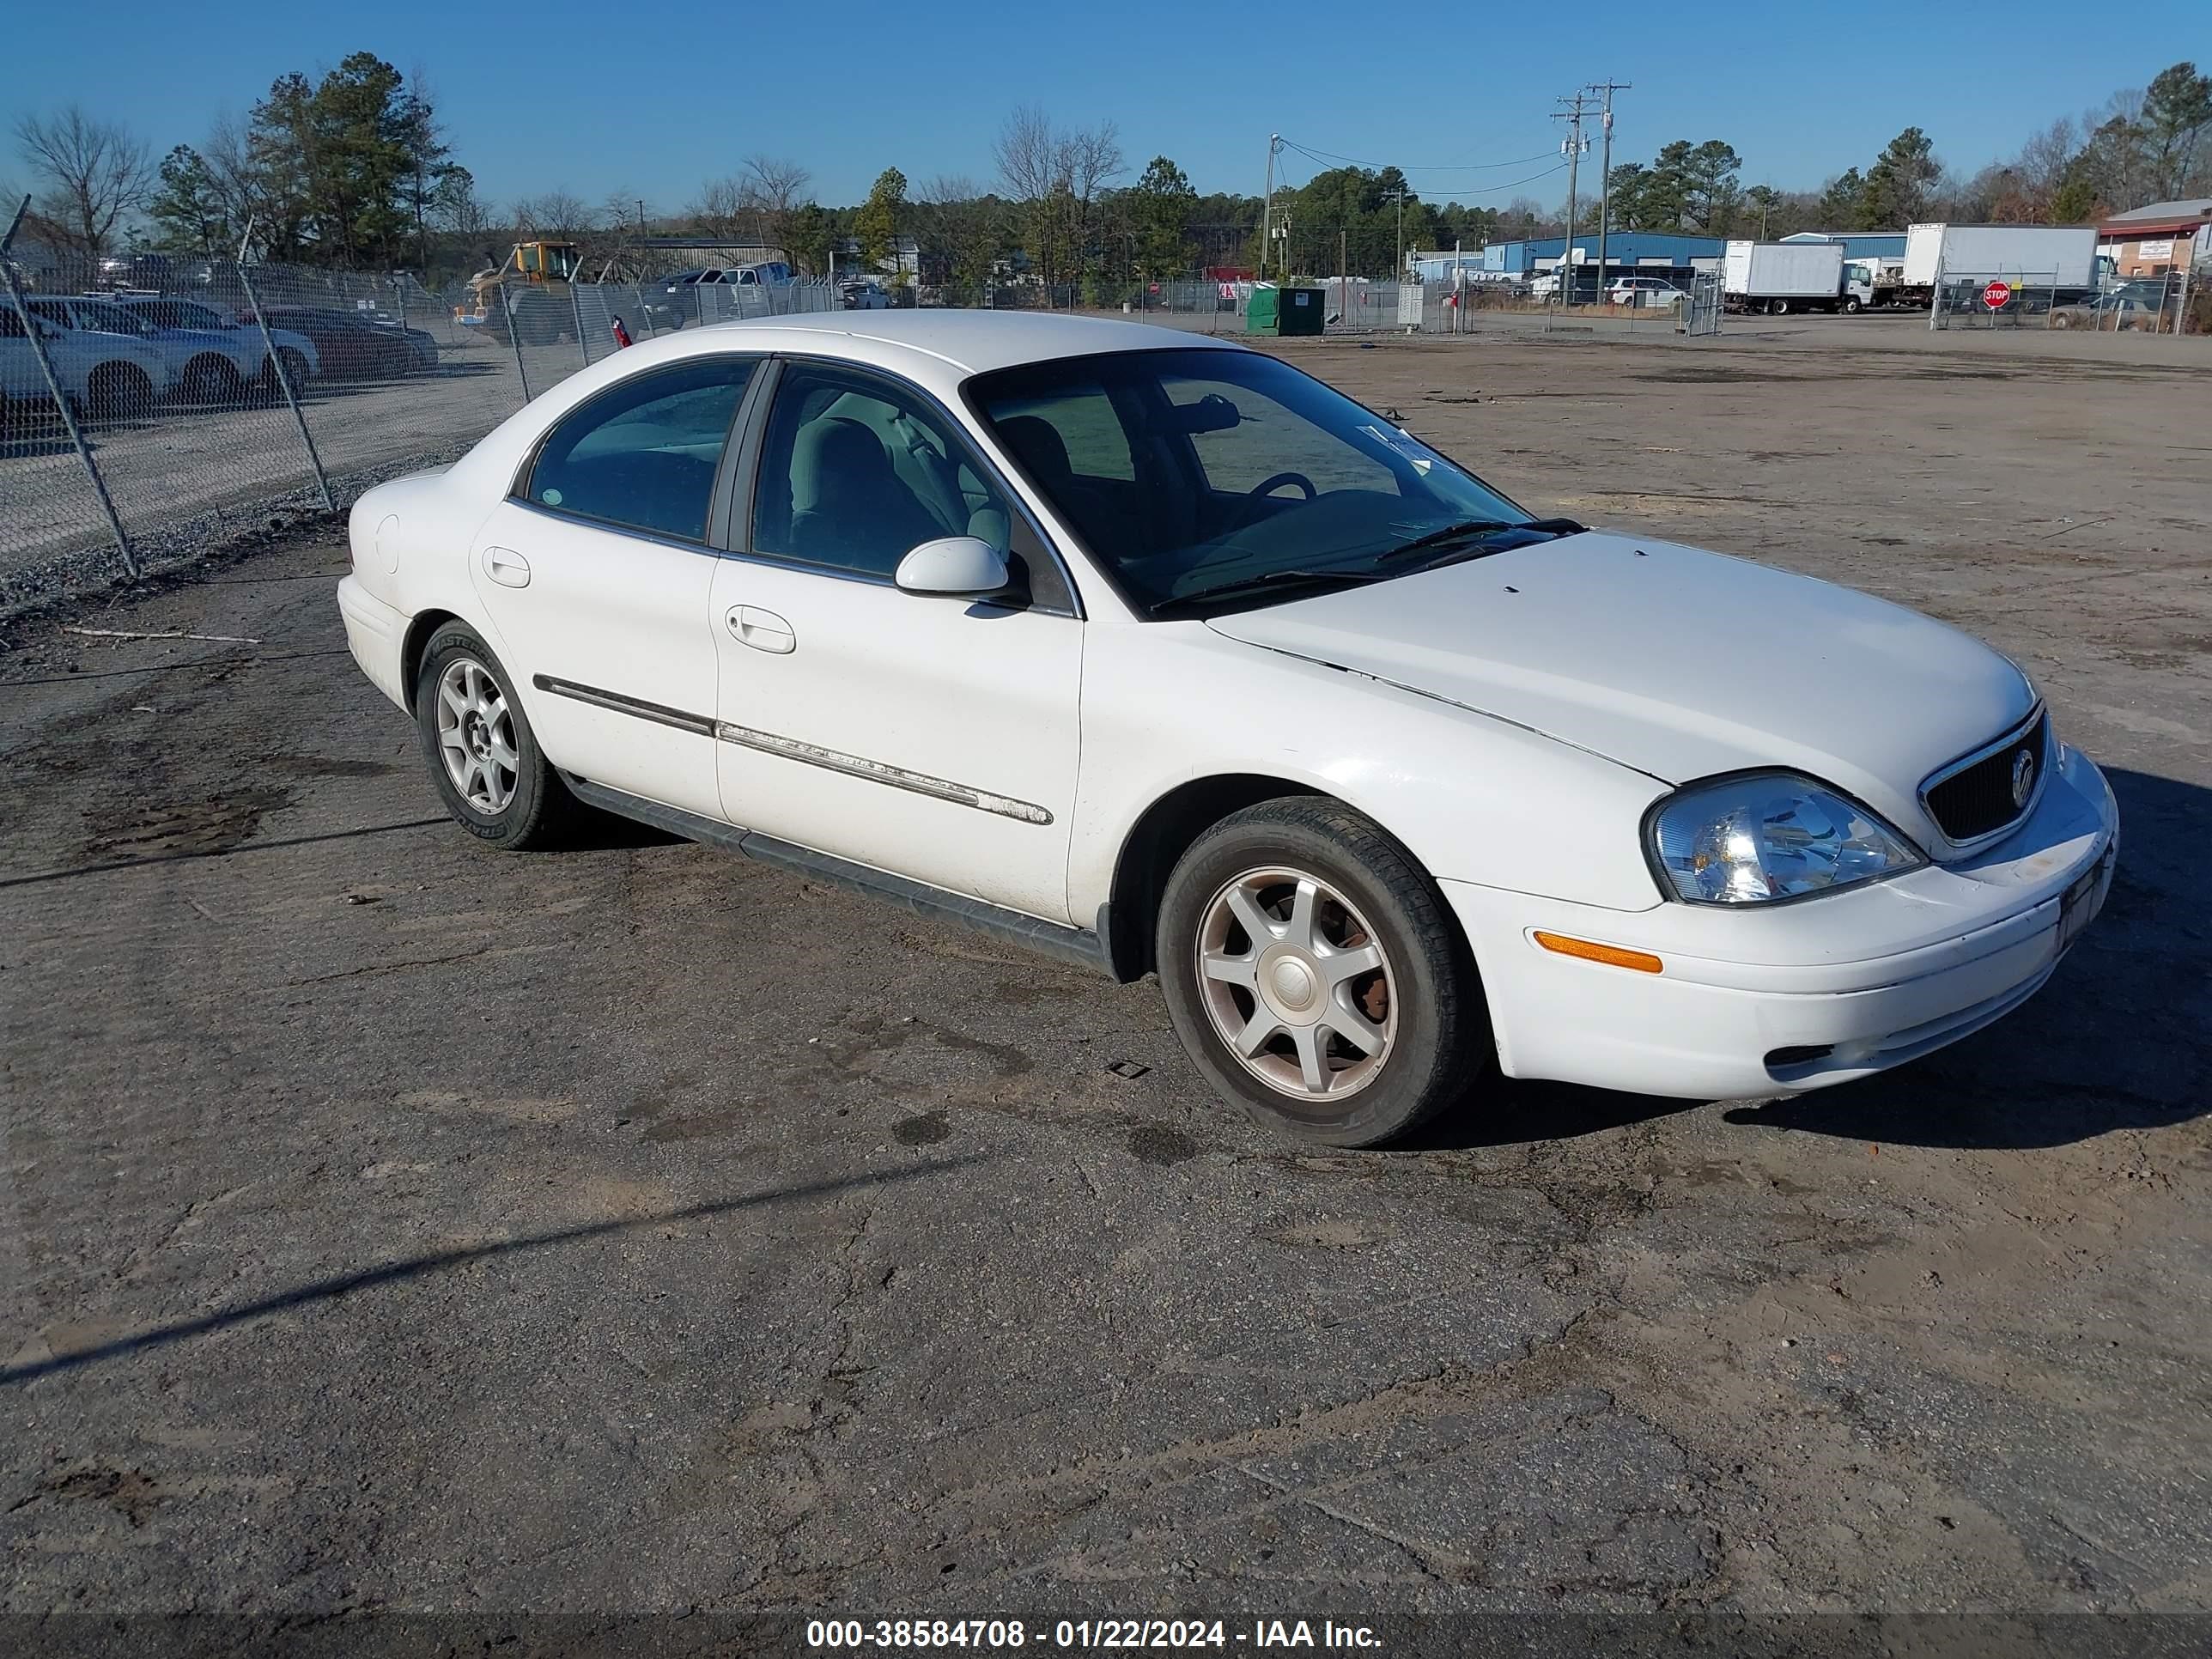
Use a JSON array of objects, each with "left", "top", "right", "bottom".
[{"left": 2010, "top": 747, "right": 2036, "bottom": 809}]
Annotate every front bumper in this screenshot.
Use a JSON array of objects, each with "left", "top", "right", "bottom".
[
  {"left": 337, "top": 574, "right": 410, "bottom": 713},
  {"left": 1444, "top": 743, "right": 2119, "bottom": 1100}
]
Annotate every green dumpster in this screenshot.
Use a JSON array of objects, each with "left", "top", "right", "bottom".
[{"left": 1246, "top": 285, "right": 1325, "bottom": 337}]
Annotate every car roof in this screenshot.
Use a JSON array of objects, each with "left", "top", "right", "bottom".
[{"left": 698, "top": 310, "right": 1241, "bottom": 375}]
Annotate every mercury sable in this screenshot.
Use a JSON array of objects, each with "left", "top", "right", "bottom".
[{"left": 337, "top": 313, "right": 2118, "bottom": 1146}]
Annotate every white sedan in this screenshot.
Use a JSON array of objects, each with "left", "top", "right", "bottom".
[{"left": 337, "top": 313, "right": 2118, "bottom": 1146}]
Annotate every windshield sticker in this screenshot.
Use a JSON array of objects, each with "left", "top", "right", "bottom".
[{"left": 1357, "top": 423, "right": 1437, "bottom": 476}]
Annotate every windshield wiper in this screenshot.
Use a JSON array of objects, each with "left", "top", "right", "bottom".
[
  {"left": 1152, "top": 567, "right": 1386, "bottom": 616},
  {"left": 1375, "top": 516, "right": 1587, "bottom": 567}
]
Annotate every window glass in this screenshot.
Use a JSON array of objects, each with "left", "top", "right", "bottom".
[
  {"left": 1164, "top": 371, "right": 1399, "bottom": 497},
  {"left": 970, "top": 347, "right": 1536, "bottom": 617},
  {"left": 988, "top": 386, "right": 1134, "bottom": 482},
  {"left": 752, "top": 365, "right": 1014, "bottom": 580},
  {"left": 520, "top": 357, "right": 754, "bottom": 542}
]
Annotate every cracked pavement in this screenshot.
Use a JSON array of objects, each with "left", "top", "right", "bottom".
[{"left": 2, "top": 324, "right": 2209, "bottom": 1636}]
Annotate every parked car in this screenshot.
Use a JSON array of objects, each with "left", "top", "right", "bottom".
[
  {"left": 840, "top": 281, "right": 891, "bottom": 310},
  {"left": 2049, "top": 279, "right": 2175, "bottom": 330},
  {"left": 116, "top": 295, "right": 322, "bottom": 392},
  {"left": 2, "top": 298, "right": 175, "bottom": 422},
  {"left": 1605, "top": 277, "right": 1686, "bottom": 308},
  {"left": 337, "top": 313, "right": 2118, "bottom": 1148},
  {"left": 244, "top": 307, "right": 435, "bottom": 379}
]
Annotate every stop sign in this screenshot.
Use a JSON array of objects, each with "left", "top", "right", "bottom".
[{"left": 1983, "top": 280, "right": 2013, "bottom": 311}]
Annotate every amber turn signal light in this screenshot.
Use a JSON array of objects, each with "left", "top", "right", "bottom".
[{"left": 1534, "top": 932, "right": 1664, "bottom": 974}]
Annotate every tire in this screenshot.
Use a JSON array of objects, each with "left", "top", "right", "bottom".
[
  {"left": 1769, "top": 298, "right": 1791, "bottom": 316},
  {"left": 413, "top": 624, "right": 575, "bottom": 850},
  {"left": 85, "top": 362, "right": 153, "bottom": 421},
  {"left": 1155, "top": 799, "right": 1487, "bottom": 1147},
  {"left": 266, "top": 348, "right": 311, "bottom": 394},
  {"left": 181, "top": 354, "right": 243, "bottom": 404},
  {"left": 1843, "top": 295, "right": 1863, "bottom": 314}
]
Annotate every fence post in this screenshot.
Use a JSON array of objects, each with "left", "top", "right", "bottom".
[
  {"left": 2, "top": 198, "right": 140, "bottom": 578},
  {"left": 569, "top": 281, "right": 590, "bottom": 368},
  {"left": 499, "top": 249, "right": 534, "bottom": 404},
  {"left": 234, "top": 220, "right": 334, "bottom": 513}
]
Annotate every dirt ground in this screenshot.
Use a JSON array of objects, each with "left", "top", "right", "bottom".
[{"left": 2, "top": 321, "right": 2209, "bottom": 1650}]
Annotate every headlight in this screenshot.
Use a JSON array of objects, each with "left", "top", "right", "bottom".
[{"left": 1647, "top": 774, "right": 1923, "bottom": 904}]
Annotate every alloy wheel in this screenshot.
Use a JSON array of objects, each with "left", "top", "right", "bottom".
[
  {"left": 435, "top": 657, "right": 520, "bottom": 814},
  {"left": 1194, "top": 865, "right": 1397, "bottom": 1103}
]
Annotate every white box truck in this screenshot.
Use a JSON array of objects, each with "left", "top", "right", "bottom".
[
  {"left": 1723, "top": 240, "right": 1847, "bottom": 314},
  {"left": 1899, "top": 224, "right": 2100, "bottom": 313}
]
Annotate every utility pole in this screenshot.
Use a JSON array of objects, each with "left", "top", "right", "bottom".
[
  {"left": 1589, "top": 81, "right": 1631, "bottom": 307},
  {"left": 1383, "top": 186, "right": 1407, "bottom": 275},
  {"left": 1553, "top": 93, "right": 1595, "bottom": 307},
  {"left": 1261, "top": 135, "right": 1281, "bottom": 281}
]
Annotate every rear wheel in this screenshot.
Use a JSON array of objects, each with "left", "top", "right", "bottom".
[
  {"left": 261, "top": 347, "right": 311, "bottom": 395},
  {"left": 413, "top": 625, "right": 575, "bottom": 850},
  {"left": 85, "top": 362, "right": 154, "bottom": 420},
  {"left": 1156, "top": 799, "right": 1487, "bottom": 1147},
  {"left": 181, "top": 354, "right": 243, "bottom": 404}
]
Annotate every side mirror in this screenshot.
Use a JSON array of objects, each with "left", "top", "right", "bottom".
[{"left": 895, "top": 536, "right": 1011, "bottom": 599}]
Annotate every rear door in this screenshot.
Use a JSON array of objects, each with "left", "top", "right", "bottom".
[{"left": 467, "top": 354, "right": 762, "bottom": 820}]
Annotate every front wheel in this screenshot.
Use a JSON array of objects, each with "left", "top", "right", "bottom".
[
  {"left": 1843, "top": 295, "right": 1863, "bottom": 314},
  {"left": 1156, "top": 799, "right": 1487, "bottom": 1146},
  {"left": 413, "top": 624, "right": 574, "bottom": 849}
]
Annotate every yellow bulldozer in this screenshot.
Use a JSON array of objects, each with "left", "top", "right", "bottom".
[{"left": 455, "top": 240, "right": 609, "bottom": 346}]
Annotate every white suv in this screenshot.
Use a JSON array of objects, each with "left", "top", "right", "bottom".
[{"left": 1, "top": 296, "right": 175, "bottom": 420}]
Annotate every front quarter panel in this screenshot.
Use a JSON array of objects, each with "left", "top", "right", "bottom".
[{"left": 1073, "top": 623, "right": 1670, "bottom": 921}]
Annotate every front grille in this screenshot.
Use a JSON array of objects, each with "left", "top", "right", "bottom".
[{"left": 1924, "top": 711, "right": 2047, "bottom": 843}]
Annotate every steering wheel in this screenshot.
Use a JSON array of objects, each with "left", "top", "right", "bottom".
[{"left": 1249, "top": 471, "right": 1317, "bottom": 501}]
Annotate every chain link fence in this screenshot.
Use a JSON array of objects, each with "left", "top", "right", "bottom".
[
  {"left": 32, "top": 236, "right": 2195, "bottom": 610},
  {"left": 0, "top": 230, "right": 841, "bottom": 606}
]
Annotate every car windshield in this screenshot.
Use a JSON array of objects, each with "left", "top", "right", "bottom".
[{"left": 967, "top": 347, "right": 1548, "bottom": 616}]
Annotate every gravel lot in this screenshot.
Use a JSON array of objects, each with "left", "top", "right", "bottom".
[{"left": 3, "top": 322, "right": 2209, "bottom": 1650}]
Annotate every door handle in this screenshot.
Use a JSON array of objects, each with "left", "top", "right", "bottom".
[
  {"left": 483, "top": 546, "right": 532, "bottom": 588},
  {"left": 726, "top": 605, "right": 795, "bottom": 653}
]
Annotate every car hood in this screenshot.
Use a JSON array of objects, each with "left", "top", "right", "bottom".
[{"left": 1203, "top": 531, "right": 2035, "bottom": 841}]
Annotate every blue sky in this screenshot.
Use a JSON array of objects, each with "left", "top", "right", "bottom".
[{"left": 3, "top": 2, "right": 2204, "bottom": 213}]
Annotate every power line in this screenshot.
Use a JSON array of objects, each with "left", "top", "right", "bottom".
[
  {"left": 1276, "top": 138, "right": 1560, "bottom": 174},
  {"left": 1278, "top": 141, "right": 1565, "bottom": 196}
]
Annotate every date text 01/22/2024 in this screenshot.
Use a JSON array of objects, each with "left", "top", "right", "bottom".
[{"left": 805, "top": 1619, "right": 1384, "bottom": 1649}]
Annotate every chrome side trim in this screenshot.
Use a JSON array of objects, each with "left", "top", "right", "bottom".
[
  {"left": 1917, "top": 702, "right": 2049, "bottom": 852},
  {"left": 714, "top": 720, "right": 1054, "bottom": 825},
  {"left": 531, "top": 674, "right": 716, "bottom": 737},
  {"left": 530, "top": 673, "right": 1054, "bottom": 825},
  {"left": 559, "top": 777, "right": 1110, "bottom": 976}
]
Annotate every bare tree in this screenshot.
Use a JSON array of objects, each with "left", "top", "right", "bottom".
[
  {"left": 993, "top": 106, "right": 1123, "bottom": 286},
  {"left": 919, "top": 173, "right": 1001, "bottom": 287},
  {"left": 742, "top": 155, "right": 810, "bottom": 261},
  {"left": 14, "top": 106, "right": 153, "bottom": 258},
  {"left": 512, "top": 190, "right": 599, "bottom": 240},
  {"left": 742, "top": 155, "right": 810, "bottom": 213},
  {"left": 993, "top": 105, "right": 1060, "bottom": 204}
]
